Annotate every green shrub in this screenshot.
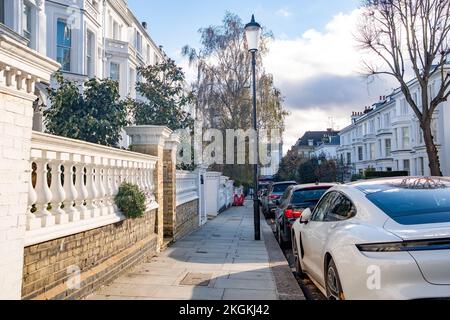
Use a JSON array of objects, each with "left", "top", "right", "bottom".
[
  {"left": 365, "top": 171, "right": 409, "bottom": 179},
  {"left": 351, "top": 174, "right": 364, "bottom": 182},
  {"left": 115, "top": 183, "right": 147, "bottom": 219}
]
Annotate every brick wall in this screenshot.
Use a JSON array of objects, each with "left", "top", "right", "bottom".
[
  {"left": 163, "top": 149, "right": 176, "bottom": 238},
  {"left": 0, "top": 92, "right": 33, "bottom": 299},
  {"left": 22, "top": 209, "right": 158, "bottom": 300},
  {"left": 174, "top": 200, "right": 199, "bottom": 241}
]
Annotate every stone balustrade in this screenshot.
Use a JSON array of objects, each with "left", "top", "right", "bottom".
[
  {"left": 176, "top": 170, "right": 199, "bottom": 206},
  {"left": 25, "top": 132, "right": 158, "bottom": 246}
]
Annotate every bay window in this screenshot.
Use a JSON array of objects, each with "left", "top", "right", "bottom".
[{"left": 86, "top": 30, "right": 95, "bottom": 77}]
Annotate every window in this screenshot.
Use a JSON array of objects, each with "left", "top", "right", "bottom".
[
  {"left": 386, "top": 167, "right": 392, "bottom": 172},
  {"left": 418, "top": 126, "right": 424, "bottom": 144},
  {"left": 403, "top": 159, "right": 411, "bottom": 173},
  {"left": 347, "top": 152, "right": 352, "bottom": 165},
  {"left": 129, "top": 68, "right": 135, "bottom": 95},
  {"left": 147, "top": 44, "right": 151, "bottom": 63},
  {"left": 358, "top": 147, "right": 363, "bottom": 161},
  {"left": 110, "top": 62, "right": 120, "bottom": 82},
  {"left": 370, "top": 143, "right": 375, "bottom": 160},
  {"left": 418, "top": 157, "right": 425, "bottom": 176},
  {"left": 272, "top": 183, "right": 297, "bottom": 194},
  {"left": 86, "top": 30, "right": 95, "bottom": 77},
  {"left": 366, "top": 185, "right": 450, "bottom": 225},
  {"left": 136, "top": 32, "right": 142, "bottom": 53},
  {"left": 325, "top": 193, "right": 356, "bottom": 222},
  {"left": 402, "top": 127, "right": 410, "bottom": 149},
  {"left": 311, "top": 192, "right": 335, "bottom": 222},
  {"left": 400, "top": 98, "right": 409, "bottom": 115},
  {"left": 369, "top": 120, "right": 375, "bottom": 134},
  {"left": 0, "top": 0, "right": 4, "bottom": 24},
  {"left": 22, "top": 1, "right": 32, "bottom": 46},
  {"left": 384, "top": 112, "right": 391, "bottom": 128},
  {"left": 385, "top": 139, "right": 392, "bottom": 157},
  {"left": 113, "top": 21, "right": 119, "bottom": 40},
  {"left": 292, "top": 188, "right": 330, "bottom": 206},
  {"left": 57, "top": 19, "right": 72, "bottom": 71},
  {"left": 394, "top": 128, "right": 399, "bottom": 149}
]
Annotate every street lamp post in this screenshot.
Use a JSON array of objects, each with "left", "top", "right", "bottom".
[{"left": 245, "top": 15, "right": 262, "bottom": 241}]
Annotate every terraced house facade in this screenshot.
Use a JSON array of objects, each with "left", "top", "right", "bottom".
[
  {"left": 337, "top": 69, "right": 450, "bottom": 178},
  {"left": 1, "top": 0, "right": 167, "bottom": 140}
]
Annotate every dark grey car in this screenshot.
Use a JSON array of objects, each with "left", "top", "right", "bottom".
[{"left": 262, "top": 181, "right": 297, "bottom": 218}]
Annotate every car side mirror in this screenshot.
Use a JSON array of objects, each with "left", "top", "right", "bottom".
[{"left": 300, "top": 208, "right": 312, "bottom": 224}]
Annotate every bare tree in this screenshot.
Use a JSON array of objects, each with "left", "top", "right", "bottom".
[{"left": 358, "top": 0, "right": 450, "bottom": 176}]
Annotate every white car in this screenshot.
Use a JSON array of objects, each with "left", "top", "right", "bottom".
[{"left": 291, "top": 177, "right": 450, "bottom": 300}]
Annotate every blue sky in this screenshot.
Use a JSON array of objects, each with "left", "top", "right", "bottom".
[
  {"left": 127, "top": 1, "right": 393, "bottom": 153},
  {"left": 127, "top": 0, "right": 361, "bottom": 58}
]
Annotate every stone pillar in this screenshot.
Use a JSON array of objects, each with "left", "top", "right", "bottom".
[
  {"left": 195, "top": 164, "right": 208, "bottom": 226},
  {"left": 163, "top": 134, "right": 180, "bottom": 240},
  {"left": 0, "top": 31, "right": 59, "bottom": 299},
  {"left": 124, "top": 126, "right": 172, "bottom": 251}
]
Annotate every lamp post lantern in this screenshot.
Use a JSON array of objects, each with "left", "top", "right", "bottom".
[{"left": 245, "top": 15, "right": 262, "bottom": 241}]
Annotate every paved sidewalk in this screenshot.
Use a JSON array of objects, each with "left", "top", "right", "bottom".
[{"left": 87, "top": 202, "right": 304, "bottom": 300}]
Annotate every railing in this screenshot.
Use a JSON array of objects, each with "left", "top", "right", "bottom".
[
  {"left": 26, "top": 132, "right": 158, "bottom": 246},
  {"left": 176, "top": 170, "right": 199, "bottom": 206}
]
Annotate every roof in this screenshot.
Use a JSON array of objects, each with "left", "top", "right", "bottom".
[
  {"left": 349, "top": 177, "right": 450, "bottom": 194},
  {"left": 297, "top": 131, "right": 339, "bottom": 147},
  {"left": 291, "top": 183, "right": 338, "bottom": 191}
]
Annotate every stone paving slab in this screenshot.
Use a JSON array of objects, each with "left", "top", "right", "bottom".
[{"left": 86, "top": 202, "right": 304, "bottom": 300}]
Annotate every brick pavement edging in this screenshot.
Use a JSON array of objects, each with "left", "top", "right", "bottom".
[{"left": 260, "top": 213, "right": 306, "bottom": 300}]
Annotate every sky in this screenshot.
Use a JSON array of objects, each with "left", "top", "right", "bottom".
[{"left": 127, "top": 0, "right": 397, "bottom": 154}]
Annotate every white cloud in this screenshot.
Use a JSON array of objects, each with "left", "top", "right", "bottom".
[
  {"left": 263, "top": 9, "right": 395, "bottom": 154},
  {"left": 276, "top": 8, "right": 293, "bottom": 18}
]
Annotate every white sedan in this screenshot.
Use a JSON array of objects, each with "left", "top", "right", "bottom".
[{"left": 291, "top": 177, "right": 450, "bottom": 300}]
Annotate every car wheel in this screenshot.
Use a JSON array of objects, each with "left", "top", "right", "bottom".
[
  {"left": 277, "top": 224, "right": 287, "bottom": 249},
  {"left": 326, "top": 258, "right": 345, "bottom": 300},
  {"left": 292, "top": 233, "right": 305, "bottom": 278}
]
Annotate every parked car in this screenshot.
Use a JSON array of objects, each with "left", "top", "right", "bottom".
[
  {"left": 275, "top": 183, "right": 336, "bottom": 247},
  {"left": 291, "top": 177, "right": 450, "bottom": 300},
  {"left": 262, "top": 181, "right": 297, "bottom": 218}
]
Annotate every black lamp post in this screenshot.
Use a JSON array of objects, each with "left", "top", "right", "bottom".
[{"left": 245, "top": 15, "right": 262, "bottom": 241}]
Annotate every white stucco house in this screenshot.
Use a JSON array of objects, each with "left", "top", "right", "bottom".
[
  {"left": 337, "top": 66, "right": 450, "bottom": 177},
  {"left": 1, "top": 0, "right": 170, "bottom": 146}
]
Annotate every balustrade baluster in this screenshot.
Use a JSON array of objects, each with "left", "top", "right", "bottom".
[
  {"left": 63, "top": 155, "right": 80, "bottom": 222},
  {"left": 75, "top": 157, "right": 89, "bottom": 219},
  {"left": 50, "top": 154, "right": 68, "bottom": 224},
  {"left": 86, "top": 157, "right": 99, "bottom": 217},
  {"left": 34, "top": 154, "right": 55, "bottom": 227},
  {"left": 27, "top": 164, "right": 40, "bottom": 231},
  {"left": 96, "top": 158, "right": 107, "bottom": 216},
  {"left": 105, "top": 159, "right": 114, "bottom": 215}
]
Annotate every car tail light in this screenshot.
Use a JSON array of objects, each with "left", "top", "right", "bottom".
[
  {"left": 269, "top": 195, "right": 280, "bottom": 200},
  {"left": 356, "top": 238, "right": 450, "bottom": 252},
  {"left": 284, "top": 209, "right": 303, "bottom": 219}
]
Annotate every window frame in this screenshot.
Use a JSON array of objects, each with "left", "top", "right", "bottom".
[
  {"left": 56, "top": 19, "right": 72, "bottom": 72},
  {"left": 310, "top": 192, "right": 336, "bottom": 222},
  {"left": 324, "top": 192, "right": 357, "bottom": 222}
]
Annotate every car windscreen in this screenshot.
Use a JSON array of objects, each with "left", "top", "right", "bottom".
[
  {"left": 292, "top": 188, "right": 329, "bottom": 205},
  {"left": 366, "top": 187, "right": 450, "bottom": 225},
  {"left": 272, "top": 183, "right": 296, "bottom": 193}
]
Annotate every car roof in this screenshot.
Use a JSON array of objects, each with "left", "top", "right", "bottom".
[
  {"left": 346, "top": 176, "right": 450, "bottom": 194},
  {"left": 291, "top": 183, "right": 338, "bottom": 191},
  {"left": 271, "top": 181, "right": 297, "bottom": 185}
]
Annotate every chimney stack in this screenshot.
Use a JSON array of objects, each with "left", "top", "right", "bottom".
[{"left": 142, "top": 22, "right": 148, "bottom": 30}]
